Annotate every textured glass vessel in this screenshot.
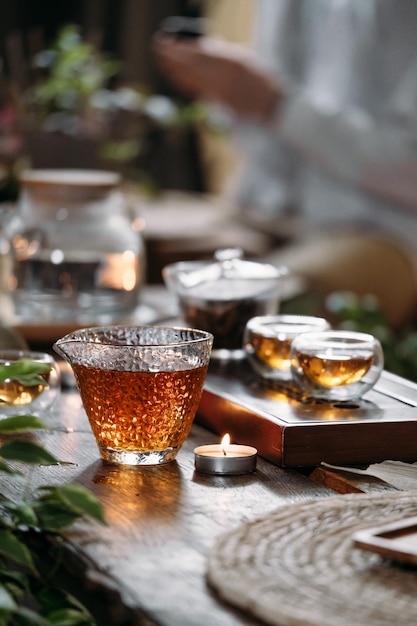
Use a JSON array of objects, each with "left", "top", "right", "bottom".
[{"left": 54, "top": 325, "right": 213, "bottom": 465}]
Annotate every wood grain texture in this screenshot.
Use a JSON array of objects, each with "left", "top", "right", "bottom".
[{"left": 0, "top": 389, "right": 399, "bottom": 625}]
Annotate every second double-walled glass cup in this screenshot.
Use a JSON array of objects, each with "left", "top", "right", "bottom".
[
  {"left": 290, "top": 330, "right": 384, "bottom": 401},
  {"left": 244, "top": 315, "right": 330, "bottom": 381},
  {"left": 54, "top": 325, "right": 213, "bottom": 466}
]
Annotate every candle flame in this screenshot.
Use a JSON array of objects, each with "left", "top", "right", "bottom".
[{"left": 221, "top": 433, "right": 231, "bottom": 456}]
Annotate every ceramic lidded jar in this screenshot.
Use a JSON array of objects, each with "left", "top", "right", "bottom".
[
  {"left": 163, "top": 248, "right": 288, "bottom": 358},
  {"left": 9, "top": 169, "right": 145, "bottom": 322}
]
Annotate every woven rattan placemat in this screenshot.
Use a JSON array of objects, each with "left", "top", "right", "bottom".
[{"left": 207, "top": 492, "right": 417, "bottom": 626}]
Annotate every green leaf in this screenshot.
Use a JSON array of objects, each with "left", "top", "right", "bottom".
[
  {"left": 0, "top": 415, "right": 47, "bottom": 434},
  {"left": 0, "top": 568, "right": 29, "bottom": 593},
  {"left": 0, "top": 508, "right": 11, "bottom": 529},
  {"left": 0, "top": 458, "right": 19, "bottom": 474},
  {"left": 0, "top": 530, "right": 35, "bottom": 570},
  {"left": 40, "top": 485, "right": 106, "bottom": 525},
  {"left": 0, "top": 582, "right": 17, "bottom": 612},
  {"left": 0, "top": 359, "right": 51, "bottom": 386},
  {"left": 37, "top": 589, "right": 94, "bottom": 625},
  {"left": 7, "top": 503, "right": 38, "bottom": 527},
  {"left": 47, "top": 608, "right": 94, "bottom": 625},
  {"left": 32, "top": 501, "right": 79, "bottom": 532},
  {"left": 14, "top": 606, "right": 54, "bottom": 625},
  {"left": 36, "top": 588, "right": 88, "bottom": 618},
  {"left": 0, "top": 441, "right": 61, "bottom": 465}
]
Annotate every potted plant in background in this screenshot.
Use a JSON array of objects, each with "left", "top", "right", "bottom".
[{"left": 20, "top": 23, "right": 211, "bottom": 193}]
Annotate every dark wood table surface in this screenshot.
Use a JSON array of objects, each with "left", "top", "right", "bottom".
[
  {"left": 1, "top": 382, "right": 399, "bottom": 626},
  {"left": 1, "top": 286, "right": 406, "bottom": 625}
]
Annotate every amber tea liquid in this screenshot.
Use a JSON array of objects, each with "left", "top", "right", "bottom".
[
  {"left": 0, "top": 364, "right": 50, "bottom": 407},
  {"left": 72, "top": 363, "right": 208, "bottom": 454},
  {"left": 251, "top": 333, "right": 293, "bottom": 370},
  {"left": 245, "top": 320, "right": 328, "bottom": 380},
  {"left": 0, "top": 379, "right": 47, "bottom": 406},
  {"left": 295, "top": 351, "right": 374, "bottom": 388}
]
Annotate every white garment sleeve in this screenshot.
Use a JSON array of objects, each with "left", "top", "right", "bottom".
[{"left": 278, "top": 90, "right": 417, "bottom": 211}]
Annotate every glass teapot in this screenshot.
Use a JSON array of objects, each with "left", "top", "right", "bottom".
[{"left": 8, "top": 169, "right": 145, "bottom": 323}]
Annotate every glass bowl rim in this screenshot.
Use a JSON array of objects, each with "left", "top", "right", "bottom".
[
  {"left": 0, "top": 349, "right": 56, "bottom": 361},
  {"left": 53, "top": 324, "right": 214, "bottom": 349},
  {"left": 245, "top": 314, "right": 330, "bottom": 334},
  {"left": 290, "top": 329, "right": 381, "bottom": 349}
]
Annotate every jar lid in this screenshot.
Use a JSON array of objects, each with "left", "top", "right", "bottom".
[
  {"left": 19, "top": 169, "right": 121, "bottom": 202},
  {"left": 163, "top": 248, "right": 288, "bottom": 301}
]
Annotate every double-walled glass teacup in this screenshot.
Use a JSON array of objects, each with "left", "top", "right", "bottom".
[
  {"left": 290, "top": 330, "right": 384, "bottom": 401},
  {"left": 0, "top": 350, "right": 61, "bottom": 417},
  {"left": 244, "top": 315, "right": 330, "bottom": 381},
  {"left": 54, "top": 325, "right": 213, "bottom": 466}
]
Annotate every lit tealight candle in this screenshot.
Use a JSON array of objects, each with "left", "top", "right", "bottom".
[{"left": 194, "top": 434, "right": 257, "bottom": 475}]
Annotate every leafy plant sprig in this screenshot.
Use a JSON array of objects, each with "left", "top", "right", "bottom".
[
  {"left": 0, "top": 358, "right": 52, "bottom": 388},
  {"left": 0, "top": 360, "right": 107, "bottom": 625}
]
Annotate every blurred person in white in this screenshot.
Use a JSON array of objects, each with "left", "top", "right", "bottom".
[{"left": 154, "top": 0, "right": 417, "bottom": 329}]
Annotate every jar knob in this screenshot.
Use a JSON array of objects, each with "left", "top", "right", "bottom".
[{"left": 214, "top": 247, "right": 243, "bottom": 262}]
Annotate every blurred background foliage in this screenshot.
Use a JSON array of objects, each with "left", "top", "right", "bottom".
[
  {"left": 23, "top": 24, "right": 212, "bottom": 140},
  {"left": 0, "top": 20, "right": 221, "bottom": 199}
]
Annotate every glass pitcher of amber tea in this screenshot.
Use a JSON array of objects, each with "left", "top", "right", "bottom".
[
  {"left": 54, "top": 325, "right": 213, "bottom": 466},
  {"left": 9, "top": 169, "right": 145, "bottom": 323}
]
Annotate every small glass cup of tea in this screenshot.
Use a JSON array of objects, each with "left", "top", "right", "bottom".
[
  {"left": 0, "top": 350, "right": 61, "bottom": 417},
  {"left": 290, "top": 330, "right": 384, "bottom": 401},
  {"left": 244, "top": 314, "right": 331, "bottom": 381},
  {"left": 54, "top": 325, "right": 213, "bottom": 466}
]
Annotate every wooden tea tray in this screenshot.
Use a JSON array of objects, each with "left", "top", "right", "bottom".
[
  {"left": 197, "top": 358, "right": 417, "bottom": 467},
  {"left": 354, "top": 516, "right": 417, "bottom": 565}
]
